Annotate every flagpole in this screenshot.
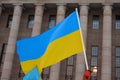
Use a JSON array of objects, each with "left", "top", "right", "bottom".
[{"left": 75, "top": 8, "right": 89, "bottom": 70}]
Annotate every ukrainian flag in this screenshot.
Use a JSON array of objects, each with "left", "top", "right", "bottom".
[{"left": 16, "top": 11, "right": 83, "bottom": 77}]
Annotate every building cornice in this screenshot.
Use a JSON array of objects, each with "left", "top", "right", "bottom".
[{"left": 1, "top": 0, "right": 119, "bottom": 4}]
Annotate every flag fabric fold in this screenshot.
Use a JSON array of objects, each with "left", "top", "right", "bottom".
[
  {"left": 16, "top": 11, "right": 84, "bottom": 80},
  {"left": 23, "top": 67, "right": 40, "bottom": 80}
]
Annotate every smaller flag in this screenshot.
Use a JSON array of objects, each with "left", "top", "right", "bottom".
[
  {"left": 82, "top": 70, "right": 92, "bottom": 80},
  {"left": 23, "top": 67, "right": 40, "bottom": 80}
]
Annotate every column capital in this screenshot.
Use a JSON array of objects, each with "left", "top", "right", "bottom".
[
  {"left": 79, "top": 4, "right": 89, "bottom": 9},
  {"left": 34, "top": 4, "right": 44, "bottom": 16},
  {"left": 34, "top": 3, "right": 44, "bottom": 6},
  {"left": 103, "top": 4, "right": 112, "bottom": 16},
  {"left": 103, "top": 3, "right": 112, "bottom": 9},
  {"left": 56, "top": 3, "right": 66, "bottom": 19},
  {"left": 34, "top": 3, "right": 44, "bottom": 9},
  {"left": 79, "top": 3, "right": 89, "bottom": 6},
  {"left": 80, "top": 4, "right": 89, "bottom": 16},
  {"left": 13, "top": 3, "right": 23, "bottom": 6},
  {"left": 56, "top": 3, "right": 66, "bottom": 6},
  {"left": 102, "top": 3, "right": 113, "bottom": 6},
  {"left": 13, "top": 3, "right": 23, "bottom": 16}
]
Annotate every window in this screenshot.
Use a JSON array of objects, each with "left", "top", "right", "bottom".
[
  {"left": 115, "top": 47, "right": 120, "bottom": 80},
  {"left": 6, "top": 15, "right": 13, "bottom": 28},
  {"left": 67, "top": 56, "right": 74, "bottom": 65},
  {"left": 27, "top": 15, "right": 34, "bottom": 28},
  {"left": 92, "top": 15, "right": 99, "bottom": 29},
  {"left": 91, "top": 46, "right": 98, "bottom": 67},
  {"left": 42, "top": 67, "right": 50, "bottom": 80},
  {"left": 90, "top": 46, "right": 98, "bottom": 80},
  {"left": 115, "top": 16, "right": 120, "bottom": 29},
  {"left": 65, "top": 56, "right": 74, "bottom": 80},
  {"left": 66, "top": 66, "right": 73, "bottom": 80},
  {"left": 0, "top": 43, "right": 7, "bottom": 77},
  {"left": 48, "top": 15, "right": 56, "bottom": 28}
]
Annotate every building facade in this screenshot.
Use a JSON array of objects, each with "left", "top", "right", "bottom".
[{"left": 0, "top": 0, "right": 120, "bottom": 80}]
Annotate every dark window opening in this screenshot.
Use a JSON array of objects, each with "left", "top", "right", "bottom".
[
  {"left": 6, "top": 15, "right": 13, "bottom": 28},
  {"left": 92, "top": 15, "right": 99, "bottom": 29},
  {"left": 48, "top": 15, "right": 56, "bottom": 28},
  {"left": 115, "top": 15, "right": 120, "bottom": 29},
  {"left": 27, "top": 15, "right": 34, "bottom": 28}
]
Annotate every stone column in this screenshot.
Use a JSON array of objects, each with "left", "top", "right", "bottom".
[
  {"left": 75, "top": 4, "right": 89, "bottom": 80},
  {"left": 101, "top": 4, "right": 112, "bottom": 80},
  {"left": 32, "top": 4, "right": 44, "bottom": 36},
  {"left": 1, "top": 4, "right": 22, "bottom": 80},
  {"left": 49, "top": 4, "right": 66, "bottom": 80}
]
